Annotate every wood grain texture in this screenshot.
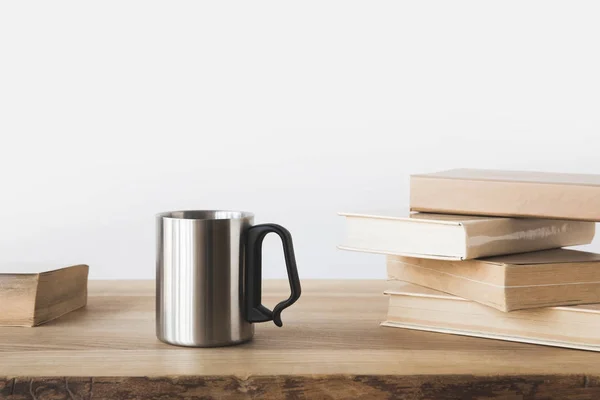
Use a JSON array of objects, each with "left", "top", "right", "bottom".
[
  {"left": 2, "top": 280, "right": 600, "bottom": 381},
  {"left": 2, "top": 375, "right": 600, "bottom": 399}
]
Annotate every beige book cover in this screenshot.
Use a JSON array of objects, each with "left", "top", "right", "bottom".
[
  {"left": 0, "top": 264, "right": 89, "bottom": 327},
  {"left": 339, "top": 211, "right": 594, "bottom": 260},
  {"left": 383, "top": 282, "right": 600, "bottom": 352},
  {"left": 387, "top": 249, "right": 600, "bottom": 312},
  {"left": 410, "top": 168, "right": 600, "bottom": 221}
]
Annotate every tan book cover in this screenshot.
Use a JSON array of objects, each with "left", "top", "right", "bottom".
[
  {"left": 0, "top": 264, "right": 89, "bottom": 326},
  {"left": 339, "top": 211, "right": 594, "bottom": 260},
  {"left": 410, "top": 168, "right": 600, "bottom": 221},
  {"left": 383, "top": 282, "right": 600, "bottom": 352},
  {"left": 387, "top": 249, "right": 600, "bottom": 312}
]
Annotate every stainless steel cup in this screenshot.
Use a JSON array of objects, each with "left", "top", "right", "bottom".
[{"left": 156, "top": 210, "right": 301, "bottom": 347}]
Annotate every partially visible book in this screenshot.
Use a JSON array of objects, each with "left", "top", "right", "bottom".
[
  {"left": 383, "top": 283, "right": 600, "bottom": 352},
  {"left": 388, "top": 249, "right": 600, "bottom": 312},
  {"left": 410, "top": 168, "right": 600, "bottom": 221},
  {"left": 338, "top": 211, "right": 594, "bottom": 260},
  {"left": 0, "top": 264, "right": 89, "bottom": 327}
]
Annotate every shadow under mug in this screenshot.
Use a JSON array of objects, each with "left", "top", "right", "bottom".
[{"left": 155, "top": 210, "right": 301, "bottom": 347}]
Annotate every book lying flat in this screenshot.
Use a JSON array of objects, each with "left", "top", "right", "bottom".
[
  {"left": 388, "top": 249, "right": 600, "bottom": 312},
  {"left": 0, "top": 264, "right": 89, "bottom": 326},
  {"left": 338, "top": 211, "right": 594, "bottom": 260},
  {"left": 410, "top": 168, "right": 600, "bottom": 221},
  {"left": 383, "top": 283, "right": 600, "bottom": 352}
]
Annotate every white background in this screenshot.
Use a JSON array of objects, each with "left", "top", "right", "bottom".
[{"left": 1, "top": 1, "right": 599, "bottom": 279}]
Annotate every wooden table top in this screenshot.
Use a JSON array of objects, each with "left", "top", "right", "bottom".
[{"left": 2, "top": 280, "right": 600, "bottom": 399}]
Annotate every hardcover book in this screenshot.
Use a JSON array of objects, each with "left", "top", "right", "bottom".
[
  {"left": 410, "top": 168, "right": 600, "bottom": 221},
  {"left": 383, "top": 283, "right": 600, "bottom": 352},
  {"left": 339, "top": 211, "right": 594, "bottom": 260},
  {"left": 387, "top": 249, "right": 600, "bottom": 311}
]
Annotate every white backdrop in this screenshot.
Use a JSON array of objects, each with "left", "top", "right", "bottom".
[{"left": 1, "top": 1, "right": 599, "bottom": 279}]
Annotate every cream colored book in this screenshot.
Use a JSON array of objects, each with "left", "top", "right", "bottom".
[
  {"left": 387, "top": 249, "right": 600, "bottom": 312},
  {"left": 338, "top": 211, "right": 594, "bottom": 260},
  {"left": 0, "top": 264, "right": 89, "bottom": 327},
  {"left": 411, "top": 168, "right": 600, "bottom": 221},
  {"left": 383, "top": 282, "right": 600, "bottom": 352}
]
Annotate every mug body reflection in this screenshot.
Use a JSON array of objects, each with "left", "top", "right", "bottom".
[{"left": 156, "top": 210, "right": 254, "bottom": 347}]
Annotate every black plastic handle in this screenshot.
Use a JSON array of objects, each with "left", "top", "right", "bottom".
[{"left": 244, "top": 223, "right": 301, "bottom": 327}]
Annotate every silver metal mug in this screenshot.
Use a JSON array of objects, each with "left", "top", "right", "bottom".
[{"left": 156, "top": 210, "right": 301, "bottom": 347}]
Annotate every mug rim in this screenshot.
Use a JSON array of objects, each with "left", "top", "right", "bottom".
[{"left": 157, "top": 210, "right": 254, "bottom": 221}]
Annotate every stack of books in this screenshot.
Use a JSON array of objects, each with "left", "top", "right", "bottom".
[{"left": 340, "top": 168, "right": 600, "bottom": 351}]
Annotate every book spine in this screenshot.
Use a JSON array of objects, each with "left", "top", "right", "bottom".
[
  {"left": 462, "top": 219, "right": 595, "bottom": 259},
  {"left": 410, "top": 176, "right": 600, "bottom": 221}
]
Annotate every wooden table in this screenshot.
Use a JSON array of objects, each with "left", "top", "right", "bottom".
[{"left": 2, "top": 280, "right": 600, "bottom": 399}]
